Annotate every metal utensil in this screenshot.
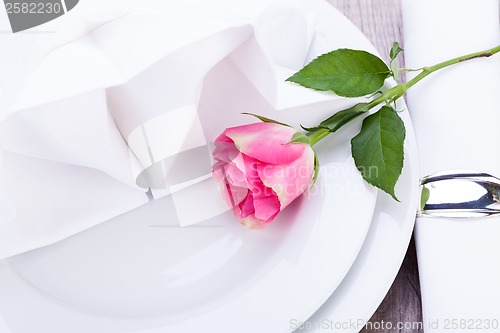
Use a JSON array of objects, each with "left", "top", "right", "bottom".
[{"left": 418, "top": 170, "right": 500, "bottom": 218}]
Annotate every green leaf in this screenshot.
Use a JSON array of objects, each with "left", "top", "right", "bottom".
[
  {"left": 301, "top": 124, "right": 319, "bottom": 132},
  {"left": 311, "top": 152, "right": 320, "bottom": 188},
  {"left": 351, "top": 106, "right": 405, "bottom": 200},
  {"left": 316, "top": 102, "right": 370, "bottom": 133},
  {"left": 389, "top": 42, "right": 403, "bottom": 60},
  {"left": 286, "top": 49, "right": 391, "bottom": 97},
  {"left": 389, "top": 42, "right": 403, "bottom": 82},
  {"left": 242, "top": 113, "right": 290, "bottom": 127},
  {"left": 301, "top": 103, "right": 370, "bottom": 133},
  {"left": 289, "top": 132, "right": 311, "bottom": 144},
  {"left": 420, "top": 186, "right": 430, "bottom": 212}
]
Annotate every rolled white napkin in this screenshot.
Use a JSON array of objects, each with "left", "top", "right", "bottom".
[
  {"left": 0, "top": 0, "right": 360, "bottom": 259},
  {"left": 403, "top": 0, "right": 500, "bottom": 332}
]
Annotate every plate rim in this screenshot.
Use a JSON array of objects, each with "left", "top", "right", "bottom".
[{"left": 298, "top": 1, "right": 420, "bottom": 331}]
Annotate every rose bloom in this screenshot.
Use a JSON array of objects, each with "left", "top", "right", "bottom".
[{"left": 212, "top": 122, "right": 315, "bottom": 229}]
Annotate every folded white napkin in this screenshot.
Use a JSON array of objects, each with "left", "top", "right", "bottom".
[
  {"left": 0, "top": 0, "right": 361, "bottom": 259},
  {"left": 403, "top": 0, "right": 500, "bottom": 331}
]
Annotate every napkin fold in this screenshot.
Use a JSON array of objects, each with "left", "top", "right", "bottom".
[
  {"left": 0, "top": 0, "right": 358, "bottom": 259},
  {"left": 403, "top": 0, "right": 500, "bottom": 331}
]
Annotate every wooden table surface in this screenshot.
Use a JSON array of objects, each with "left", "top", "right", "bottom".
[{"left": 326, "top": 1, "right": 423, "bottom": 332}]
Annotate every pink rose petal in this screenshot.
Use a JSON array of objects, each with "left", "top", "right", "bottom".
[
  {"left": 224, "top": 123, "right": 306, "bottom": 165},
  {"left": 253, "top": 194, "right": 280, "bottom": 221},
  {"left": 239, "top": 193, "right": 255, "bottom": 218},
  {"left": 257, "top": 145, "right": 315, "bottom": 208}
]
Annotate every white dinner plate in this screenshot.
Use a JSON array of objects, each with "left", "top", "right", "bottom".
[
  {"left": 0, "top": 149, "right": 376, "bottom": 333},
  {"left": 0, "top": 1, "right": 384, "bottom": 332}
]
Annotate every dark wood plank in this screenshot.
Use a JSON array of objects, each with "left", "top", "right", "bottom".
[{"left": 327, "top": 1, "right": 423, "bottom": 332}]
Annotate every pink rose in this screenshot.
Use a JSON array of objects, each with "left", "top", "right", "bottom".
[{"left": 212, "top": 122, "right": 315, "bottom": 229}]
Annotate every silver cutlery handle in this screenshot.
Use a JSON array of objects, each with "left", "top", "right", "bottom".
[{"left": 418, "top": 170, "right": 500, "bottom": 218}]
